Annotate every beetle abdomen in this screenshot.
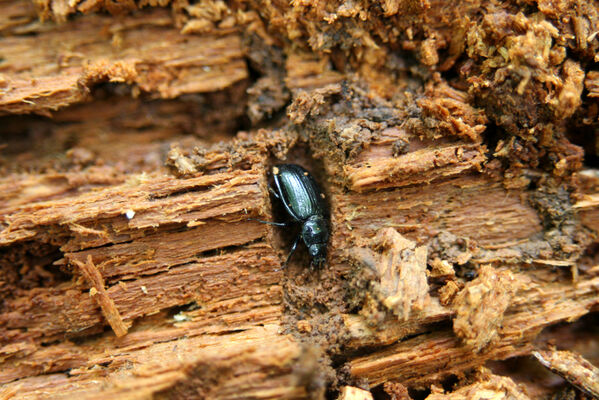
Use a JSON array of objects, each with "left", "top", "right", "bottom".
[{"left": 273, "top": 164, "right": 324, "bottom": 222}]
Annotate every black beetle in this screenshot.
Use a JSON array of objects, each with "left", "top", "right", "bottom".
[{"left": 253, "top": 164, "right": 329, "bottom": 267}]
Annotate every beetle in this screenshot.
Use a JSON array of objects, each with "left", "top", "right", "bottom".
[{"left": 252, "top": 164, "right": 329, "bottom": 268}]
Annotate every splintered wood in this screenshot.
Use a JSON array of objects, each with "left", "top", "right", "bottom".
[
  {"left": 0, "top": 165, "right": 304, "bottom": 398},
  {"left": 338, "top": 386, "right": 373, "bottom": 400},
  {"left": 73, "top": 255, "right": 129, "bottom": 337},
  {"left": 348, "top": 271, "right": 599, "bottom": 388}
]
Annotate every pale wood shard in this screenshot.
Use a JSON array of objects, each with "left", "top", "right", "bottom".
[
  {"left": 342, "top": 297, "right": 452, "bottom": 349},
  {"left": 73, "top": 255, "right": 129, "bottom": 337},
  {"left": 338, "top": 386, "right": 374, "bottom": 400},
  {"left": 349, "top": 228, "right": 430, "bottom": 321},
  {"left": 374, "top": 229, "right": 429, "bottom": 319},
  {"left": 0, "top": 10, "right": 247, "bottom": 115},
  {"left": 452, "top": 265, "right": 521, "bottom": 352},
  {"left": 533, "top": 349, "right": 599, "bottom": 398},
  {"left": 424, "top": 372, "right": 531, "bottom": 400}
]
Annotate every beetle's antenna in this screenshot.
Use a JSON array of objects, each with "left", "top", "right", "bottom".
[{"left": 248, "top": 218, "right": 288, "bottom": 227}]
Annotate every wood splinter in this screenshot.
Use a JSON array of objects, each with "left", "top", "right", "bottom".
[
  {"left": 72, "top": 255, "right": 129, "bottom": 337},
  {"left": 533, "top": 349, "right": 599, "bottom": 398}
]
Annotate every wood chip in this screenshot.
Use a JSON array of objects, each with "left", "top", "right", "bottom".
[
  {"left": 72, "top": 255, "right": 129, "bottom": 337},
  {"left": 338, "top": 386, "right": 374, "bottom": 400}
]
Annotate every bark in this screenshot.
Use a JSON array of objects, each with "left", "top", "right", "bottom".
[{"left": 1, "top": 1, "right": 599, "bottom": 399}]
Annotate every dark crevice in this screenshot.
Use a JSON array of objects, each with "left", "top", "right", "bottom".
[
  {"left": 148, "top": 184, "right": 216, "bottom": 200},
  {"left": 0, "top": 241, "right": 68, "bottom": 306}
]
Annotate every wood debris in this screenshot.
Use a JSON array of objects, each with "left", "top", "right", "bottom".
[{"left": 0, "top": 10, "right": 246, "bottom": 115}]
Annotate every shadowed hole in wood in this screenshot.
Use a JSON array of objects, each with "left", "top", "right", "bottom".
[
  {"left": 0, "top": 242, "right": 68, "bottom": 303},
  {"left": 148, "top": 183, "right": 220, "bottom": 200}
]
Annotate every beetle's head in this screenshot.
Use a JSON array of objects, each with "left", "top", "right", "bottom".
[
  {"left": 302, "top": 216, "right": 328, "bottom": 267},
  {"left": 308, "top": 243, "right": 326, "bottom": 266}
]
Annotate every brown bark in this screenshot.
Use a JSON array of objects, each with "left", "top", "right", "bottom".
[{"left": 1, "top": 1, "right": 599, "bottom": 399}]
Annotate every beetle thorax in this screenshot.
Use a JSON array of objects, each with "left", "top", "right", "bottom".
[{"left": 301, "top": 215, "right": 328, "bottom": 246}]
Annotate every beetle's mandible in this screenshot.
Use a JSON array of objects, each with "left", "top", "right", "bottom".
[{"left": 253, "top": 164, "right": 329, "bottom": 268}]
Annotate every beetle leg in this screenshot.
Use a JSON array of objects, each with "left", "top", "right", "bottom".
[
  {"left": 282, "top": 235, "right": 301, "bottom": 268},
  {"left": 248, "top": 218, "right": 289, "bottom": 227}
]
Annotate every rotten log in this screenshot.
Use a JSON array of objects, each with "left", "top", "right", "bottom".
[{"left": 1, "top": 1, "right": 599, "bottom": 399}]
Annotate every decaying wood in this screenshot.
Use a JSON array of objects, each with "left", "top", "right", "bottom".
[
  {"left": 1, "top": 0, "right": 599, "bottom": 399},
  {"left": 348, "top": 270, "right": 599, "bottom": 388},
  {"left": 0, "top": 9, "right": 246, "bottom": 115}
]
